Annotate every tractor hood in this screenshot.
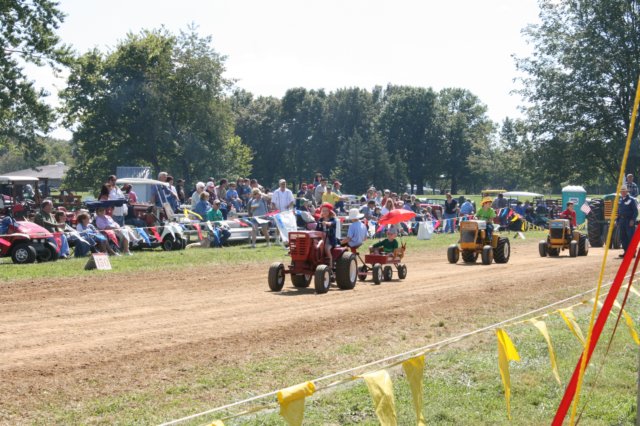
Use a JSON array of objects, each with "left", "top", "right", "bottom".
[{"left": 14, "top": 221, "right": 54, "bottom": 238}]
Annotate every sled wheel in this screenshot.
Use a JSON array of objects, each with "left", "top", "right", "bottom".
[
  {"left": 397, "top": 263, "right": 407, "bottom": 279},
  {"left": 12, "top": 243, "right": 36, "bottom": 264},
  {"left": 383, "top": 265, "right": 393, "bottom": 281},
  {"left": 447, "top": 244, "right": 459, "bottom": 263},
  {"left": 268, "top": 262, "right": 285, "bottom": 291},
  {"left": 494, "top": 238, "right": 510, "bottom": 264},
  {"left": 372, "top": 263, "right": 383, "bottom": 285},
  {"left": 291, "top": 274, "right": 312, "bottom": 288},
  {"left": 314, "top": 264, "right": 331, "bottom": 294}
]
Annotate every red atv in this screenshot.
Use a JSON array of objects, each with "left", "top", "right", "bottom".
[
  {"left": 268, "top": 230, "right": 358, "bottom": 294},
  {"left": 0, "top": 216, "right": 58, "bottom": 264}
]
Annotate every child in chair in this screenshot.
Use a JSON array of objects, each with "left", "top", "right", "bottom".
[{"left": 370, "top": 226, "right": 399, "bottom": 255}]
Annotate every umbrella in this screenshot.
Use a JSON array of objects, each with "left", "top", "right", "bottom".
[{"left": 378, "top": 209, "right": 416, "bottom": 225}]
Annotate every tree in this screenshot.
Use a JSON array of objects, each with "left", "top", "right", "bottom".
[
  {"left": 516, "top": 0, "right": 640, "bottom": 184},
  {"left": 377, "top": 86, "right": 441, "bottom": 193},
  {"left": 438, "top": 88, "right": 494, "bottom": 194},
  {"left": 1, "top": 0, "right": 70, "bottom": 162},
  {"left": 61, "top": 27, "right": 245, "bottom": 188}
]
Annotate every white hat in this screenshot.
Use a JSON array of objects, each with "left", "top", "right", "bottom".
[{"left": 348, "top": 208, "right": 364, "bottom": 220}]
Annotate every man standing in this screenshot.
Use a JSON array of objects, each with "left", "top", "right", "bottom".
[
  {"left": 626, "top": 174, "right": 639, "bottom": 197},
  {"left": 271, "top": 179, "right": 295, "bottom": 212},
  {"left": 618, "top": 185, "right": 638, "bottom": 258},
  {"left": 443, "top": 193, "right": 458, "bottom": 234},
  {"left": 314, "top": 178, "right": 327, "bottom": 205},
  {"left": 107, "top": 175, "right": 126, "bottom": 226}
]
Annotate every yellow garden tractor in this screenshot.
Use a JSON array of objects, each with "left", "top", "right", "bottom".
[
  {"left": 447, "top": 220, "right": 510, "bottom": 265},
  {"left": 539, "top": 219, "right": 589, "bottom": 257}
]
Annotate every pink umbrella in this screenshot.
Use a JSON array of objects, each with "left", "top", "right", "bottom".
[{"left": 378, "top": 209, "right": 416, "bottom": 226}]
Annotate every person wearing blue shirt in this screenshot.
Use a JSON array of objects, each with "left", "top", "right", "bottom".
[
  {"left": 341, "top": 208, "right": 368, "bottom": 249},
  {"left": 618, "top": 185, "right": 638, "bottom": 257},
  {"left": 460, "top": 198, "right": 474, "bottom": 216},
  {"left": 514, "top": 201, "right": 526, "bottom": 217},
  {"left": 193, "top": 192, "right": 211, "bottom": 219}
]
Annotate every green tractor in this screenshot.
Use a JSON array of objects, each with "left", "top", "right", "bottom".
[{"left": 586, "top": 194, "right": 621, "bottom": 248}]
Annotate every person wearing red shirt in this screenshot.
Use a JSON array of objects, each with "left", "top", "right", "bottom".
[{"left": 560, "top": 201, "right": 577, "bottom": 228}]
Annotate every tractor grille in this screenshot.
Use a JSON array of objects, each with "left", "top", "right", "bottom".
[
  {"left": 461, "top": 229, "right": 476, "bottom": 243},
  {"left": 550, "top": 228, "right": 564, "bottom": 239},
  {"left": 289, "top": 233, "right": 310, "bottom": 261}
]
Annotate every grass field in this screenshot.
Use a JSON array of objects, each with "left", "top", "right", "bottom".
[{"left": 202, "top": 289, "right": 640, "bottom": 426}]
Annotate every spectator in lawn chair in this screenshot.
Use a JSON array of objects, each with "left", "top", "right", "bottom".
[
  {"left": 193, "top": 191, "right": 211, "bottom": 220},
  {"left": 215, "top": 179, "right": 229, "bottom": 219},
  {"left": 247, "top": 188, "right": 271, "bottom": 248},
  {"left": 238, "top": 178, "right": 251, "bottom": 208},
  {"left": 626, "top": 174, "right": 639, "bottom": 198},
  {"left": 54, "top": 210, "right": 91, "bottom": 257},
  {"left": 206, "top": 200, "right": 231, "bottom": 247},
  {"left": 361, "top": 200, "right": 377, "bottom": 221},
  {"left": 226, "top": 181, "right": 242, "bottom": 212},
  {"left": 76, "top": 213, "right": 119, "bottom": 256},
  {"left": 381, "top": 198, "right": 395, "bottom": 216},
  {"left": 94, "top": 206, "right": 136, "bottom": 255},
  {"left": 190, "top": 182, "right": 206, "bottom": 209},
  {"left": 296, "top": 183, "right": 308, "bottom": 210},
  {"left": 34, "top": 200, "right": 70, "bottom": 259},
  {"left": 492, "top": 193, "right": 509, "bottom": 210},
  {"left": 514, "top": 201, "right": 526, "bottom": 217},
  {"left": 150, "top": 172, "right": 175, "bottom": 212},
  {"left": 107, "top": 175, "right": 127, "bottom": 226}
]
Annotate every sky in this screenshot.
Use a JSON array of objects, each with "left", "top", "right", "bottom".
[{"left": 31, "top": 0, "right": 541, "bottom": 139}]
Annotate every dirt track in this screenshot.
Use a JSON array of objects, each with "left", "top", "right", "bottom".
[{"left": 0, "top": 243, "right": 622, "bottom": 423}]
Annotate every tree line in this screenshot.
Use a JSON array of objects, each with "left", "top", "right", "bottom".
[{"left": 3, "top": 0, "right": 640, "bottom": 195}]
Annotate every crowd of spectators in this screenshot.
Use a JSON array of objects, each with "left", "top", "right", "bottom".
[{"left": 10, "top": 168, "right": 594, "bottom": 261}]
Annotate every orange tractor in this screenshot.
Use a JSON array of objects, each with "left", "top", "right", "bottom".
[{"left": 268, "top": 230, "right": 357, "bottom": 294}]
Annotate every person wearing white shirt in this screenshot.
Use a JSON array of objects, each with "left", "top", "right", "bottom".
[{"left": 271, "top": 179, "right": 295, "bottom": 212}]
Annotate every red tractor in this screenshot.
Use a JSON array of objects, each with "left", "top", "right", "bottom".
[
  {"left": 268, "top": 230, "right": 358, "bottom": 294},
  {"left": 0, "top": 216, "right": 58, "bottom": 264}
]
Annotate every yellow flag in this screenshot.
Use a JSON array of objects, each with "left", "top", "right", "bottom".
[
  {"left": 558, "top": 308, "right": 585, "bottom": 345},
  {"left": 496, "top": 328, "right": 520, "bottom": 420},
  {"left": 209, "top": 421, "right": 224, "bottom": 426},
  {"left": 529, "top": 319, "right": 561, "bottom": 385},
  {"left": 402, "top": 356, "right": 427, "bottom": 426},
  {"left": 362, "top": 370, "right": 397, "bottom": 426},
  {"left": 277, "top": 381, "right": 316, "bottom": 426},
  {"left": 613, "top": 301, "right": 640, "bottom": 345}
]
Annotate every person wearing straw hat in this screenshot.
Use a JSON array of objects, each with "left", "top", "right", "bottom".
[
  {"left": 618, "top": 185, "right": 638, "bottom": 258},
  {"left": 476, "top": 197, "right": 496, "bottom": 241},
  {"left": 341, "top": 208, "right": 368, "bottom": 250}
]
